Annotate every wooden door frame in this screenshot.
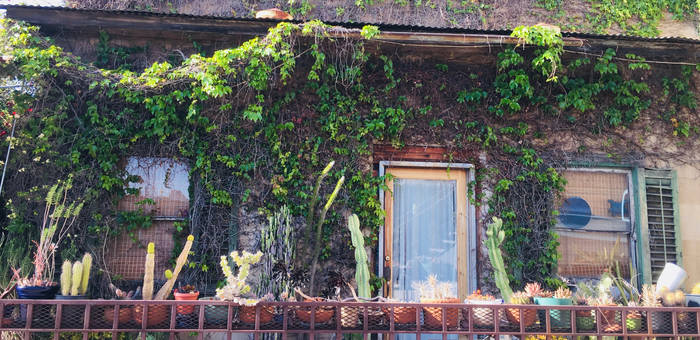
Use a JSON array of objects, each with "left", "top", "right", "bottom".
[{"left": 378, "top": 161, "right": 476, "bottom": 300}]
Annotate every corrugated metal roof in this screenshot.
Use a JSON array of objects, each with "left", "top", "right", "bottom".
[{"left": 1, "top": 4, "right": 699, "bottom": 44}]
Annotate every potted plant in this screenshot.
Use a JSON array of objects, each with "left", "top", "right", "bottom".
[
  {"left": 134, "top": 236, "right": 194, "bottom": 328},
  {"left": 661, "top": 287, "right": 689, "bottom": 333},
  {"left": 293, "top": 288, "right": 335, "bottom": 325},
  {"left": 535, "top": 286, "right": 573, "bottom": 329},
  {"left": 639, "top": 284, "right": 669, "bottom": 333},
  {"left": 17, "top": 178, "right": 83, "bottom": 300},
  {"left": 103, "top": 284, "right": 135, "bottom": 327},
  {"left": 465, "top": 290, "right": 502, "bottom": 329},
  {"left": 413, "top": 275, "right": 459, "bottom": 329},
  {"left": 55, "top": 253, "right": 92, "bottom": 328},
  {"left": 216, "top": 250, "right": 276, "bottom": 325},
  {"left": 574, "top": 296, "right": 595, "bottom": 332},
  {"left": 506, "top": 291, "right": 537, "bottom": 328},
  {"left": 174, "top": 284, "right": 199, "bottom": 315}
]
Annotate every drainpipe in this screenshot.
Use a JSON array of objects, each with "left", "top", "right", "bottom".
[{"left": 0, "top": 114, "right": 16, "bottom": 196}]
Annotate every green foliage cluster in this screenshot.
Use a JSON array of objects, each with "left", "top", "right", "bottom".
[
  {"left": 0, "top": 17, "right": 697, "bottom": 294},
  {"left": 585, "top": 0, "right": 698, "bottom": 37}
]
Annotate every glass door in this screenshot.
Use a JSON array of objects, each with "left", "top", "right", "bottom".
[{"left": 384, "top": 167, "right": 469, "bottom": 301}]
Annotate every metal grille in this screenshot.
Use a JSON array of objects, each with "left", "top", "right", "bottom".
[{"left": 645, "top": 169, "right": 679, "bottom": 282}]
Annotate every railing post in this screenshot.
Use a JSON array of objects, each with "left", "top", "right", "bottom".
[
  {"left": 169, "top": 303, "right": 176, "bottom": 340},
  {"left": 282, "top": 305, "right": 288, "bottom": 340},
  {"left": 83, "top": 303, "right": 91, "bottom": 340},
  {"left": 226, "top": 303, "right": 233, "bottom": 340},
  {"left": 197, "top": 303, "right": 205, "bottom": 340},
  {"left": 141, "top": 303, "right": 147, "bottom": 340},
  {"left": 254, "top": 304, "right": 260, "bottom": 340}
]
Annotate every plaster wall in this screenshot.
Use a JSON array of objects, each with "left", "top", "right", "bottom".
[{"left": 674, "top": 164, "right": 700, "bottom": 291}]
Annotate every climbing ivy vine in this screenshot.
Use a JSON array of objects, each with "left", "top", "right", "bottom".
[{"left": 0, "top": 18, "right": 697, "bottom": 294}]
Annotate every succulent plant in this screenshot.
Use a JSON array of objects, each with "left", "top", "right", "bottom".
[
  {"left": 662, "top": 289, "right": 686, "bottom": 307},
  {"left": 176, "top": 284, "right": 197, "bottom": 294},
  {"left": 413, "top": 274, "right": 456, "bottom": 300},
  {"left": 466, "top": 289, "right": 496, "bottom": 301},
  {"left": 524, "top": 283, "right": 543, "bottom": 297},
  {"left": 510, "top": 291, "right": 533, "bottom": 304},
  {"left": 553, "top": 287, "right": 572, "bottom": 299},
  {"left": 641, "top": 284, "right": 661, "bottom": 307}
]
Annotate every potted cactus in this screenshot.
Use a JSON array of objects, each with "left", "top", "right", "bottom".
[
  {"left": 506, "top": 291, "right": 537, "bottom": 328},
  {"left": 574, "top": 295, "right": 595, "bottom": 331},
  {"left": 103, "top": 284, "right": 135, "bottom": 327},
  {"left": 55, "top": 253, "right": 92, "bottom": 328},
  {"left": 133, "top": 235, "right": 195, "bottom": 328},
  {"left": 414, "top": 275, "right": 459, "bottom": 329},
  {"left": 17, "top": 178, "right": 83, "bottom": 301},
  {"left": 215, "top": 250, "right": 276, "bottom": 324}
]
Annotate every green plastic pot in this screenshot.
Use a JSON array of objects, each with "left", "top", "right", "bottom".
[
  {"left": 576, "top": 315, "right": 595, "bottom": 331},
  {"left": 626, "top": 313, "right": 643, "bottom": 332},
  {"left": 535, "top": 297, "right": 573, "bottom": 329}
]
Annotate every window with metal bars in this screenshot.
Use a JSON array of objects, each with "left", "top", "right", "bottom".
[{"left": 645, "top": 169, "right": 681, "bottom": 283}]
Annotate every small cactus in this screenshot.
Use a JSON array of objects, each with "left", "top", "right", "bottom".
[
  {"left": 79, "top": 253, "right": 92, "bottom": 296},
  {"left": 143, "top": 242, "right": 155, "bottom": 300},
  {"left": 485, "top": 217, "right": 513, "bottom": 302},
  {"left": 60, "top": 260, "right": 72, "bottom": 296},
  {"left": 347, "top": 213, "right": 370, "bottom": 298},
  {"left": 510, "top": 291, "right": 533, "bottom": 304},
  {"left": 70, "top": 261, "right": 83, "bottom": 296}
]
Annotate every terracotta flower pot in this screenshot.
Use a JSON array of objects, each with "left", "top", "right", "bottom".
[
  {"left": 382, "top": 306, "right": 417, "bottom": 325},
  {"left": 103, "top": 305, "right": 133, "bottom": 326},
  {"left": 173, "top": 290, "right": 200, "bottom": 315},
  {"left": 598, "top": 307, "right": 621, "bottom": 332},
  {"left": 340, "top": 304, "right": 360, "bottom": 328},
  {"left": 239, "top": 305, "right": 274, "bottom": 324},
  {"left": 133, "top": 304, "right": 169, "bottom": 327},
  {"left": 505, "top": 307, "right": 537, "bottom": 328},
  {"left": 465, "top": 299, "right": 502, "bottom": 329},
  {"left": 421, "top": 298, "right": 460, "bottom": 328},
  {"left": 295, "top": 298, "right": 334, "bottom": 324}
]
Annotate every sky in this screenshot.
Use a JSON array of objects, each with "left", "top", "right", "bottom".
[{"left": 0, "top": 0, "right": 64, "bottom": 7}]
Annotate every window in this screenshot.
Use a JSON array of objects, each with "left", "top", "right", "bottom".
[
  {"left": 106, "top": 157, "right": 189, "bottom": 280},
  {"left": 556, "top": 169, "right": 635, "bottom": 279},
  {"left": 644, "top": 169, "right": 681, "bottom": 282}
]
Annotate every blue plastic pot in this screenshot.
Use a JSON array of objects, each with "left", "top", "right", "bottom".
[{"left": 16, "top": 285, "right": 58, "bottom": 299}]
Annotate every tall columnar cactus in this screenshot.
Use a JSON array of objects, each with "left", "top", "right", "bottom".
[
  {"left": 70, "top": 261, "right": 83, "bottom": 296},
  {"left": 60, "top": 260, "right": 72, "bottom": 296},
  {"left": 347, "top": 213, "right": 370, "bottom": 298},
  {"left": 309, "top": 171, "right": 345, "bottom": 295},
  {"left": 143, "top": 242, "right": 155, "bottom": 300},
  {"left": 485, "top": 217, "right": 513, "bottom": 303},
  {"left": 154, "top": 235, "right": 194, "bottom": 300},
  {"left": 79, "top": 253, "right": 92, "bottom": 295}
]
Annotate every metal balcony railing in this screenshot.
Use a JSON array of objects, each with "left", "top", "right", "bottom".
[{"left": 1, "top": 299, "right": 699, "bottom": 339}]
